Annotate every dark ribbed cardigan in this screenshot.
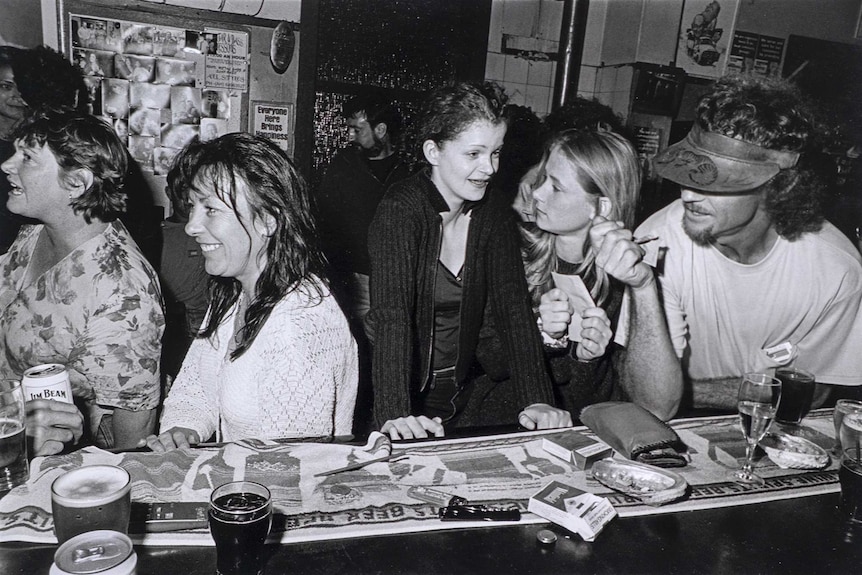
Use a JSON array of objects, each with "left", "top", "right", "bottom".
[{"left": 367, "top": 169, "right": 554, "bottom": 428}]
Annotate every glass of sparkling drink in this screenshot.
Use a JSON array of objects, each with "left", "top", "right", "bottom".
[
  {"left": 0, "top": 379, "right": 28, "bottom": 492},
  {"left": 209, "top": 481, "right": 272, "bottom": 575},
  {"left": 51, "top": 464, "right": 132, "bottom": 544},
  {"left": 732, "top": 373, "right": 782, "bottom": 486},
  {"left": 833, "top": 400, "right": 862, "bottom": 454}
]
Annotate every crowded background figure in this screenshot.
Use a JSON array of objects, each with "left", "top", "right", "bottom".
[
  {"left": 367, "top": 81, "right": 571, "bottom": 440},
  {"left": 0, "top": 45, "right": 88, "bottom": 254},
  {"left": 525, "top": 129, "right": 681, "bottom": 421},
  {"left": 636, "top": 74, "right": 862, "bottom": 413},
  {"left": 315, "top": 94, "right": 412, "bottom": 436},
  {"left": 147, "top": 133, "right": 357, "bottom": 452},
  {"left": 0, "top": 109, "right": 164, "bottom": 455}
]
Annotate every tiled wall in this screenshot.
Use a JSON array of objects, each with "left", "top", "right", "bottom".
[{"left": 484, "top": 0, "right": 646, "bottom": 122}]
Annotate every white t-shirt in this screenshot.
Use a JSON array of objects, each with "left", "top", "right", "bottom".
[{"left": 636, "top": 200, "right": 862, "bottom": 385}]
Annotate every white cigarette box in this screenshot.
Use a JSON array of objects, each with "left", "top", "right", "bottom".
[{"left": 528, "top": 480, "right": 616, "bottom": 542}]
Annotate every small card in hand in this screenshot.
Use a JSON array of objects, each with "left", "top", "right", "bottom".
[{"left": 551, "top": 272, "right": 595, "bottom": 343}]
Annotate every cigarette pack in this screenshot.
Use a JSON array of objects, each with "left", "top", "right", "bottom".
[
  {"left": 542, "top": 430, "right": 612, "bottom": 470},
  {"left": 528, "top": 480, "right": 616, "bottom": 542}
]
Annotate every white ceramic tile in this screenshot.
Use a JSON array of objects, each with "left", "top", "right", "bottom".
[
  {"left": 488, "top": 0, "right": 505, "bottom": 53},
  {"left": 527, "top": 59, "right": 553, "bottom": 87},
  {"left": 525, "top": 84, "right": 550, "bottom": 116},
  {"left": 486, "top": 52, "right": 506, "bottom": 82},
  {"left": 503, "top": 82, "right": 527, "bottom": 107},
  {"left": 504, "top": 54, "right": 529, "bottom": 84}
]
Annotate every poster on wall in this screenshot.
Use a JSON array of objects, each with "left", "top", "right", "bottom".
[
  {"left": 70, "top": 14, "right": 248, "bottom": 174},
  {"left": 251, "top": 102, "right": 295, "bottom": 157},
  {"left": 675, "top": 0, "right": 740, "bottom": 79},
  {"left": 726, "top": 31, "right": 785, "bottom": 78}
]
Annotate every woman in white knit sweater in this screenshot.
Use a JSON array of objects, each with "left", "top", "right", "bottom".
[{"left": 145, "top": 133, "right": 357, "bottom": 451}]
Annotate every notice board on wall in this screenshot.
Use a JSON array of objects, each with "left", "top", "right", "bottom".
[{"left": 59, "top": 0, "right": 299, "bottom": 211}]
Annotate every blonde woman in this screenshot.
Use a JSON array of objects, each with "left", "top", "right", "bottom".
[{"left": 524, "top": 129, "right": 681, "bottom": 420}]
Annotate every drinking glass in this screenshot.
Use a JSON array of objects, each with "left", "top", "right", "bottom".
[
  {"left": 840, "top": 413, "right": 862, "bottom": 461},
  {"left": 0, "top": 379, "right": 28, "bottom": 492},
  {"left": 833, "top": 400, "right": 862, "bottom": 455},
  {"left": 209, "top": 481, "right": 272, "bottom": 575},
  {"left": 733, "top": 373, "right": 782, "bottom": 486},
  {"left": 773, "top": 366, "right": 815, "bottom": 424}
]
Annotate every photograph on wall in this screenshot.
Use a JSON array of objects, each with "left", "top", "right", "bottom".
[
  {"left": 102, "top": 78, "right": 130, "bottom": 119},
  {"left": 73, "top": 48, "right": 115, "bottom": 77},
  {"left": 202, "top": 89, "right": 230, "bottom": 119},
  {"left": 155, "top": 58, "right": 196, "bottom": 86},
  {"left": 71, "top": 17, "right": 123, "bottom": 52},
  {"left": 130, "top": 82, "right": 171, "bottom": 109},
  {"left": 675, "top": 0, "right": 740, "bottom": 78},
  {"left": 171, "top": 86, "right": 202, "bottom": 125},
  {"left": 122, "top": 23, "right": 154, "bottom": 56},
  {"left": 129, "top": 108, "right": 161, "bottom": 137},
  {"left": 114, "top": 54, "right": 155, "bottom": 82},
  {"left": 200, "top": 118, "right": 227, "bottom": 142},
  {"left": 154, "top": 147, "right": 181, "bottom": 176},
  {"left": 153, "top": 27, "right": 185, "bottom": 57}
]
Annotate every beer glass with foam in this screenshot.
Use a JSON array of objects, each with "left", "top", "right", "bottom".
[
  {"left": 0, "top": 379, "right": 28, "bottom": 491},
  {"left": 51, "top": 464, "right": 132, "bottom": 544}
]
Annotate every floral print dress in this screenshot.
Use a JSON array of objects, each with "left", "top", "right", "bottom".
[{"left": 0, "top": 222, "right": 165, "bottom": 441}]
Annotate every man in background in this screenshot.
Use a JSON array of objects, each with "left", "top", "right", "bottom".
[
  {"left": 636, "top": 74, "right": 862, "bottom": 413},
  {"left": 316, "top": 94, "right": 412, "bottom": 329},
  {"left": 316, "top": 94, "right": 412, "bottom": 437}
]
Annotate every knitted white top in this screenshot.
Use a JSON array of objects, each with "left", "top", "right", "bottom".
[{"left": 159, "top": 283, "right": 358, "bottom": 442}]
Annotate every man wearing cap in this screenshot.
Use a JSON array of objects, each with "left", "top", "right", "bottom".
[{"left": 636, "top": 74, "right": 862, "bottom": 412}]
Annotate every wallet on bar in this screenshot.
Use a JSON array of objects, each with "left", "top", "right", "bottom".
[{"left": 579, "top": 401, "right": 689, "bottom": 468}]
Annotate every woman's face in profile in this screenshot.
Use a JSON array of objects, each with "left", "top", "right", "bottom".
[
  {"left": 532, "top": 147, "right": 599, "bottom": 238},
  {"left": 1, "top": 140, "right": 69, "bottom": 221},
  {"left": 183, "top": 176, "right": 269, "bottom": 292}
]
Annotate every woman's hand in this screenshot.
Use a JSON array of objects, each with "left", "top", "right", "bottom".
[
  {"left": 538, "top": 288, "right": 573, "bottom": 339},
  {"left": 25, "top": 399, "right": 85, "bottom": 456},
  {"left": 575, "top": 307, "right": 612, "bottom": 361},
  {"left": 141, "top": 427, "right": 200, "bottom": 453},
  {"left": 589, "top": 216, "right": 654, "bottom": 289},
  {"left": 518, "top": 404, "right": 573, "bottom": 430},
  {"left": 380, "top": 416, "right": 444, "bottom": 441}
]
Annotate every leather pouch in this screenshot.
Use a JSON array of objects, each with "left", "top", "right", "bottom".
[{"left": 580, "top": 402, "right": 689, "bottom": 468}]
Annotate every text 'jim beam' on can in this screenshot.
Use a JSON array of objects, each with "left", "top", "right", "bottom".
[{"left": 22, "top": 364, "right": 73, "bottom": 404}]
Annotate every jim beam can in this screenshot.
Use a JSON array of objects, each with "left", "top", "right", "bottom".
[{"left": 22, "top": 364, "right": 73, "bottom": 403}]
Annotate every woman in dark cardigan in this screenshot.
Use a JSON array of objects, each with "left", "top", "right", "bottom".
[{"left": 367, "top": 81, "right": 572, "bottom": 440}]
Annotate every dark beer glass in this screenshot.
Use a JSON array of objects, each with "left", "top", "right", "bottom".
[
  {"left": 774, "top": 367, "right": 815, "bottom": 424},
  {"left": 840, "top": 449, "right": 862, "bottom": 526},
  {"left": 209, "top": 481, "right": 272, "bottom": 575}
]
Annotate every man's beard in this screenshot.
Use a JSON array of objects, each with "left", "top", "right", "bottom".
[
  {"left": 682, "top": 217, "right": 714, "bottom": 246},
  {"left": 360, "top": 135, "right": 385, "bottom": 158}
]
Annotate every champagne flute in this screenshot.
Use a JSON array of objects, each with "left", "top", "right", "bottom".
[{"left": 733, "top": 373, "right": 782, "bottom": 486}]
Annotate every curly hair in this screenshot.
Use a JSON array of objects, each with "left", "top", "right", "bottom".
[
  {"left": 521, "top": 129, "right": 641, "bottom": 308},
  {"left": 415, "top": 81, "right": 507, "bottom": 161},
  {"left": 11, "top": 46, "right": 88, "bottom": 113},
  {"left": 168, "top": 133, "right": 329, "bottom": 360},
  {"left": 14, "top": 109, "right": 127, "bottom": 223},
  {"left": 696, "top": 74, "right": 824, "bottom": 239}
]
